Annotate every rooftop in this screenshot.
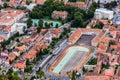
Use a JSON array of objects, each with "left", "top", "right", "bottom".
[
  {"left": 95, "top": 8, "right": 114, "bottom": 14},
  {"left": 0, "top": 8, "right": 24, "bottom": 23},
  {"left": 84, "top": 75, "right": 111, "bottom": 80}
]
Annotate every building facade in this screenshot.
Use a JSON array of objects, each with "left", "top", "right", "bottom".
[
  {"left": 52, "top": 11, "right": 68, "bottom": 20},
  {"left": 94, "top": 8, "right": 114, "bottom": 20}
]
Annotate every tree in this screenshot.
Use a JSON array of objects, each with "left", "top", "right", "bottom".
[
  {"left": 6, "top": 68, "right": 21, "bottom": 80},
  {"left": 26, "top": 0, "right": 31, "bottom": 5},
  {"left": 104, "top": 1, "right": 117, "bottom": 9},
  {"left": 71, "top": 15, "right": 83, "bottom": 27},
  {"left": 27, "top": 0, "right": 92, "bottom": 28},
  {"left": 110, "top": 1, "right": 117, "bottom": 7},
  {"left": 88, "top": 2, "right": 98, "bottom": 18},
  {"left": 44, "top": 22, "right": 50, "bottom": 28},
  {"left": 70, "top": 10, "right": 85, "bottom": 28},
  {"left": 109, "top": 40, "right": 116, "bottom": 46},
  {"left": 29, "top": 8, "right": 43, "bottom": 19},
  {"left": 26, "top": 18, "right": 32, "bottom": 28},
  {"left": 71, "top": 71, "right": 76, "bottom": 80},
  {"left": 23, "top": 26, "right": 27, "bottom": 34},
  {"left": 10, "top": 72, "right": 21, "bottom": 80},
  {"left": 67, "top": 71, "right": 76, "bottom": 80},
  {"left": 37, "top": 19, "right": 43, "bottom": 33},
  {"left": 3, "top": 3, "right": 9, "bottom": 8},
  {"left": 24, "top": 78, "right": 29, "bottom": 80},
  {"left": 17, "top": 6, "right": 26, "bottom": 10},
  {"left": 92, "top": 22, "right": 104, "bottom": 29},
  {"left": 55, "top": 24, "right": 59, "bottom": 28},
  {"left": 0, "top": 74, "right": 8, "bottom": 80},
  {"left": 0, "top": 5, "right": 2, "bottom": 10},
  {"left": 36, "top": 68, "right": 44, "bottom": 78},
  {"left": 50, "top": 22, "right": 53, "bottom": 27},
  {"left": 38, "top": 19, "right": 43, "bottom": 27},
  {"left": 16, "top": 39, "right": 20, "bottom": 42}
]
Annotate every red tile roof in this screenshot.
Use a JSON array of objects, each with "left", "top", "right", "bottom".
[
  {"left": 104, "top": 68, "right": 114, "bottom": 76},
  {"left": 84, "top": 76, "right": 111, "bottom": 80},
  {"left": 36, "top": 0, "right": 45, "bottom": 4},
  {"left": 14, "top": 62, "right": 26, "bottom": 69},
  {"left": 51, "top": 28, "right": 61, "bottom": 36},
  {"left": 69, "top": 28, "right": 82, "bottom": 44},
  {"left": 15, "top": 45, "right": 26, "bottom": 51},
  {"left": 0, "top": 36, "right": 4, "bottom": 41}
]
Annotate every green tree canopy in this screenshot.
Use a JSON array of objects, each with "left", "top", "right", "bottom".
[
  {"left": 88, "top": 2, "right": 98, "bottom": 18},
  {"left": 26, "top": 18, "right": 32, "bottom": 28},
  {"left": 3, "top": 3, "right": 9, "bottom": 8}
]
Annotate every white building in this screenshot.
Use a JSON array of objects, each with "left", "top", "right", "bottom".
[
  {"left": 0, "top": 31, "right": 13, "bottom": 40},
  {"left": 100, "top": 0, "right": 117, "bottom": 3},
  {"left": 0, "top": 23, "right": 27, "bottom": 40},
  {"left": 94, "top": 8, "right": 114, "bottom": 20},
  {"left": 25, "top": 3, "right": 37, "bottom": 10},
  {"left": 11, "top": 23, "right": 27, "bottom": 34}
]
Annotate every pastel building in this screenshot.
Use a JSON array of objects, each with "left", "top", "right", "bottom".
[
  {"left": 52, "top": 11, "right": 68, "bottom": 20},
  {"left": 8, "top": 0, "right": 22, "bottom": 7},
  {"left": 68, "top": 28, "right": 105, "bottom": 47},
  {"left": 68, "top": 28, "right": 82, "bottom": 44},
  {"left": 94, "top": 8, "right": 114, "bottom": 20},
  {"left": 65, "top": 1, "right": 87, "bottom": 10}
]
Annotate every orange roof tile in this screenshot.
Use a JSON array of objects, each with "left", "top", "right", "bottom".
[
  {"left": 51, "top": 28, "right": 61, "bottom": 36},
  {"left": 7, "top": 52, "right": 16, "bottom": 62},
  {"left": 110, "top": 45, "right": 118, "bottom": 49},
  {"left": 53, "top": 11, "right": 68, "bottom": 15},
  {"left": 15, "top": 45, "right": 26, "bottom": 51},
  {"left": 104, "top": 68, "right": 114, "bottom": 76},
  {"left": 36, "top": 0, "right": 45, "bottom": 4},
  {"left": 66, "top": 1, "right": 87, "bottom": 6},
  {"left": 14, "top": 62, "right": 26, "bottom": 69},
  {"left": 0, "top": 8, "right": 24, "bottom": 23},
  {"left": 41, "top": 44, "right": 48, "bottom": 50},
  {"left": 36, "top": 35, "right": 43, "bottom": 41},
  {"left": 101, "top": 37, "right": 114, "bottom": 44},
  {"left": 92, "top": 30, "right": 105, "bottom": 43},
  {"left": 23, "top": 49, "right": 37, "bottom": 59},
  {"left": 76, "top": 1, "right": 86, "bottom": 5},
  {"left": 0, "top": 36, "right": 4, "bottom": 41},
  {"left": 21, "top": 37, "right": 30, "bottom": 43},
  {"left": 4, "top": 25, "right": 11, "bottom": 30},
  {"left": 98, "top": 44, "right": 107, "bottom": 50},
  {"left": 84, "top": 76, "right": 111, "bottom": 80},
  {"left": 69, "top": 28, "right": 82, "bottom": 43},
  {"left": 40, "top": 29, "right": 48, "bottom": 34}
]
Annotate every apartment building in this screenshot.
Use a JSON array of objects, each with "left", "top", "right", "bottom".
[
  {"left": 52, "top": 11, "right": 68, "bottom": 20},
  {"left": 94, "top": 8, "right": 114, "bottom": 20},
  {"left": 0, "top": 8, "right": 25, "bottom": 25}
]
